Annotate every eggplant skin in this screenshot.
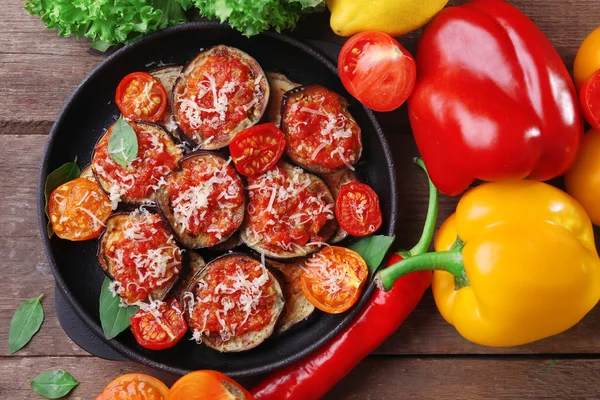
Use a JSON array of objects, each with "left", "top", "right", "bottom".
[
  {"left": 183, "top": 253, "right": 284, "bottom": 352},
  {"left": 150, "top": 65, "right": 186, "bottom": 142},
  {"left": 97, "top": 212, "right": 182, "bottom": 304},
  {"left": 172, "top": 45, "right": 270, "bottom": 150},
  {"left": 322, "top": 168, "right": 359, "bottom": 244},
  {"left": 172, "top": 251, "right": 206, "bottom": 304},
  {"left": 266, "top": 72, "right": 300, "bottom": 128},
  {"left": 281, "top": 85, "right": 362, "bottom": 174},
  {"left": 155, "top": 152, "right": 245, "bottom": 250},
  {"left": 240, "top": 161, "right": 337, "bottom": 259},
  {"left": 268, "top": 260, "right": 315, "bottom": 334}
]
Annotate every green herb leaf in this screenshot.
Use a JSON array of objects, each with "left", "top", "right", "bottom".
[
  {"left": 9, "top": 294, "right": 45, "bottom": 354},
  {"left": 30, "top": 370, "right": 79, "bottom": 399},
  {"left": 44, "top": 158, "right": 81, "bottom": 238},
  {"left": 350, "top": 235, "right": 395, "bottom": 277},
  {"left": 99, "top": 277, "right": 139, "bottom": 340},
  {"left": 108, "top": 118, "right": 138, "bottom": 167}
]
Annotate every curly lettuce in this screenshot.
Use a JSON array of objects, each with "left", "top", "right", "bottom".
[
  {"left": 179, "top": 0, "right": 325, "bottom": 37},
  {"left": 24, "top": 0, "right": 188, "bottom": 52}
]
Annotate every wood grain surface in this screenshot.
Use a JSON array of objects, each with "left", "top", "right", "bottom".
[{"left": 2, "top": 0, "right": 600, "bottom": 398}]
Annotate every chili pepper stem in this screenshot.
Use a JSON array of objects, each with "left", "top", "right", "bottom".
[
  {"left": 397, "top": 157, "right": 439, "bottom": 259},
  {"left": 375, "top": 248, "right": 469, "bottom": 292}
]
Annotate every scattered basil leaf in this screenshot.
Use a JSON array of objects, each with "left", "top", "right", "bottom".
[
  {"left": 9, "top": 294, "right": 45, "bottom": 354},
  {"left": 99, "top": 277, "right": 139, "bottom": 340},
  {"left": 350, "top": 235, "right": 396, "bottom": 277},
  {"left": 108, "top": 118, "right": 138, "bottom": 167},
  {"left": 30, "top": 370, "right": 78, "bottom": 399},
  {"left": 44, "top": 158, "right": 81, "bottom": 238}
]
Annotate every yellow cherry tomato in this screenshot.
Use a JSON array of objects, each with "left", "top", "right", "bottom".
[{"left": 574, "top": 27, "right": 600, "bottom": 88}]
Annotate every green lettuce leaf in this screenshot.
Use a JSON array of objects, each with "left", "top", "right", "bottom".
[{"left": 24, "top": 0, "right": 187, "bottom": 51}]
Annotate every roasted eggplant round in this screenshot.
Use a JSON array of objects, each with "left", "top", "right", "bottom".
[
  {"left": 91, "top": 121, "right": 183, "bottom": 206},
  {"left": 150, "top": 65, "right": 185, "bottom": 141},
  {"left": 266, "top": 72, "right": 300, "bottom": 128},
  {"left": 79, "top": 164, "right": 95, "bottom": 181},
  {"left": 281, "top": 85, "right": 362, "bottom": 174},
  {"left": 240, "top": 161, "right": 337, "bottom": 259},
  {"left": 172, "top": 45, "right": 269, "bottom": 150},
  {"left": 268, "top": 260, "right": 315, "bottom": 334},
  {"left": 322, "top": 168, "right": 359, "bottom": 243},
  {"left": 156, "top": 152, "right": 245, "bottom": 249},
  {"left": 97, "top": 210, "right": 183, "bottom": 305},
  {"left": 182, "top": 254, "right": 284, "bottom": 352}
]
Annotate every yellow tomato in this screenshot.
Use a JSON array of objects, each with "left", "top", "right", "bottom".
[{"left": 574, "top": 27, "right": 600, "bottom": 88}]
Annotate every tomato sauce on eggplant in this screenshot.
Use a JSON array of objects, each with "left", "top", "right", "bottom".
[
  {"left": 92, "top": 121, "right": 182, "bottom": 205},
  {"left": 281, "top": 85, "right": 362, "bottom": 174}
]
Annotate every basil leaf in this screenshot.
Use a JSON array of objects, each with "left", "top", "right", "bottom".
[
  {"left": 99, "top": 277, "right": 139, "bottom": 340},
  {"left": 30, "top": 370, "right": 78, "bottom": 399},
  {"left": 44, "top": 158, "right": 81, "bottom": 238},
  {"left": 9, "top": 294, "right": 44, "bottom": 354},
  {"left": 350, "top": 235, "right": 395, "bottom": 277},
  {"left": 108, "top": 118, "right": 138, "bottom": 167}
]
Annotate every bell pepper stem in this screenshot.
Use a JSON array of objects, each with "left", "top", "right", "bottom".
[
  {"left": 375, "top": 248, "right": 469, "bottom": 292},
  {"left": 397, "top": 158, "right": 439, "bottom": 258}
]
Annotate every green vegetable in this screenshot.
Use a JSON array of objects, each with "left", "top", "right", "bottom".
[
  {"left": 9, "top": 294, "right": 45, "bottom": 354},
  {"left": 44, "top": 158, "right": 80, "bottom": 238},
  {"left": 24, "top": 0, "right": 187, "bottom": 52},
  {"left": 179, "top": 0, "right": 326, "bottom": 36},
  {"left": 350, "top": 235, "right": 395, "bottom": 276},
  {"left": 30, "top": 370, "right": 79, "bottom": 399},
  {"left": 108, "top": 118, "right": 139, "bottom": 167},
  {"left": 100, "top": 277, "right": 139, "bottom": 340}
]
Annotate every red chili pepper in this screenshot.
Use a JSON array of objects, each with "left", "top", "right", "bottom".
[
  {"left": 251, "top": 159, "right": 436, "bottom": 400},
  {"left": 408, "top": 0, "right": 583, "bottom": 196}
]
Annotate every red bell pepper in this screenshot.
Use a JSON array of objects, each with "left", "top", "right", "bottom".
[
  {"left": 408, "top": 0, "right": 583, "bottom": 196},
  {"left": 251, "top": 159, "right": 435, "bottom": 400}
]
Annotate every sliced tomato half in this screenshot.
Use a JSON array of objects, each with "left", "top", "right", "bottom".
[
  {"left": 335, "top": 182, "right": 382, "bottom": 237},
  {"left": 338, "top": 31, "right": 416, "bottom": 112},
  {"left": 116, "top": 72, "right": 168, "bottom": 122},
  {"left": 300, "top": 246, "right": 369, "bottom": 314},
  {"left": 580, "top": 69, "right": 600, "bottom": 131},
  {"left": 130, "top": 298, "right": 187, "bottom": 350},
  {"left": 95, "top": 373, "right": 169, "bottom": 400},
  {"left": 229, "top": 123, "right": 286, "bottom": 177},
  {"left": 48, "top": 177, "right": 112, "bottom": 241}
]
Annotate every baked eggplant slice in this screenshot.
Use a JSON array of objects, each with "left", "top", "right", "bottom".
[
  {"left": 182, "top": 254, "right": 284, "bottom": 352},
  {"left": 266, "top": 72, "right": 300, "bottom": 127},
  {"left": 97, "top": 209, "right": 183, "bottom": 305},
  {"left": 322, "top": 169, "right": 359, "bottom": 243},
  {"left": 269, "top": 260, "right": 315, "bottom": 334},
  {"left": 172, "top": 45, "right": 269, "bottom": 150},
  {"left": 150, "top": 65, "right": 184, "bottom": 140},
  {"left": 172, "top": 250, "right": 206, "bottom": 303},
  {"left": 91, "top": 121, "right": 183, "bottom": 206},
  {"left": 156, "top": 152, "right": 245, "bottom": 249},
  {"left": 209, "top": 233, "right": 243, "bottom": 252},
  {"left": 240, "top": 161, "right": 337, "bottom": 259},
  {"left": 281, "top": 85, "right": 362, "bottom": 174}
]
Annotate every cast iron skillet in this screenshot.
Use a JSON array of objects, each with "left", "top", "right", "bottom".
[{"left": 37, "top": 22, "right": 397, "bottom": 377}]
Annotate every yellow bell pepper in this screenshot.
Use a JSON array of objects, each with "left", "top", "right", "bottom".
[{"left": 376, "top": 180, "right": 600, "bottom": 347}]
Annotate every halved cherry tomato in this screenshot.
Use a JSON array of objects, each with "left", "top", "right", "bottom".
[
  {"left": 95, "top": 373, "right": 169, "bottom": 400},
  {"left": 130, "top": 298, "right": 187, "bottom": 350},
  {"left": 229, "top": 123, "right": 286, "bottom": 177},
  {"left": 580, "top": 70, "right": 600, "bottom": 131},
  {"left": 166, "top": 370, "right": 253, "bottom": 400},
  {"left": 335, "top": 182, "right": 382, "bottom": 237},
  {"left": 116, "top": 72, "right": 168, "bottom": 122},
  {"left": 48, "top": 177, "right": 112, "bottom": 241},
  {"left": 301, "top": 246, "right": 368, "bottom": 314},
  {"left": 338, "top": 31, "right": 416, "bottom": 112}
]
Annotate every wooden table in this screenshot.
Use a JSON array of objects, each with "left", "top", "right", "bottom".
[{"left": 2, "top": 0, "right": 600, "bottom": 398}]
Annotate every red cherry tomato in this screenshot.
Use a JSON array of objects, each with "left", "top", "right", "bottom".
[
  {"left": 338, "top": 31, "right": 416, "bottom": 112},
  {"left": 335, "top": 182, "right": 382, "bottom": 237},
  {"left": 116, "top": 72, "right": 168, "bottom": 123},
  {"left": 229, "top": 123, "right": 286, "bottom": 177},
  {"left": 580, "top": 69, "right": 600, "bottom": 131},
  {"left": 130, "top": 298, "right": 187, "bottom": 350}
]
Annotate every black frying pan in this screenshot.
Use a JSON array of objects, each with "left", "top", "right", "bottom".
[{"left": 37, "top": 22, "right": 397, "bottom": 377}]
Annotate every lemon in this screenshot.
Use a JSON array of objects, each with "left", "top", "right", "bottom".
[{"left": 329, "top": 0, "right": 449, "bottom": 37}]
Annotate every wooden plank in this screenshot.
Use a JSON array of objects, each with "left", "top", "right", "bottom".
[{"left": 1, "top": 356, "right": 600, "bottom": 399}]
